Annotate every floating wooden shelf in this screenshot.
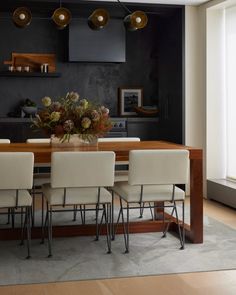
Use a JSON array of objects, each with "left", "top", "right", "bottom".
[
  {"left": 4, "top": 53, "right": 56, "bottom": 73},
  {"left": 0, "top": 72, "right": 61, "bottom": 77}
]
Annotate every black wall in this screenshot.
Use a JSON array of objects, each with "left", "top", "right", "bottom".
[
  {"left": 0, "top": 3, "right": 184, "bottom": 144},
  {"left": 0, "top": 15, "right": 159, "bottom": 117}
]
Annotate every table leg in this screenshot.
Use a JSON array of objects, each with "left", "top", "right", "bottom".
[{"left": 189, "top": 158, "right": 203, "bottom": 243}]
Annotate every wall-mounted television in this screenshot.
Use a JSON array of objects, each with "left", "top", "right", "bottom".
[{"left": 68, "top": 19, "right": 126, "bottom": 63}]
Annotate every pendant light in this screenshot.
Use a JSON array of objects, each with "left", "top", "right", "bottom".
[
  {"left": 124, "top": 10, "right": 148, "bottom": 31},
  {"left": 52, "top": 1, "right": 71, "bottom": 29},
  {"left": 12, "top": 7, "right": 32, "bottom": 28},
  {"left": 116, "top": 0, "right": 148, "bottom": 31},
  {"left": 88, "top": 9, "right": 110, "bottom": 30}
]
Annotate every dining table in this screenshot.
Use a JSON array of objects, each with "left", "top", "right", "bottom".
[{"left": 0, "top": 140, "right": 203, "bottom": 244}]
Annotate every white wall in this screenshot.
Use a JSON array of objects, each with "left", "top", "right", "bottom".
[
  {"left": 185, "top": 0, "right": 236, "bottom": 196},
  {"left": 206, "top": 8, "right": 226, "bottom": 179},
  {"left": 185, "top": 5, "right": 207, "bottom": 195}
]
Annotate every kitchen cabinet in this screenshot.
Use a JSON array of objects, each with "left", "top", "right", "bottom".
[
  {"left": 0, "top": 118, "right": 46, "bottom": 142},
  {"left": 127, "top": 117, "right": 159, "bottom": 140}
]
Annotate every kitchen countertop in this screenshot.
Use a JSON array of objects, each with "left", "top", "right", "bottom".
[
  {"left": 0, "top": 117, "right": 159, "bottom": 123},
  {"left": 0, "top": 117, "right": 33, "bottom": 122}
]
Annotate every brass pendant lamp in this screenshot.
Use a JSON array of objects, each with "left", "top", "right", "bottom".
[
  {"left": 12, "top": 7, "right": 32, "bottom": 28},
  {"left": 88, "top": 9, "right": 110, "bottom": 30},
  {"left": 52, "top": 0, "right": 71, "bottom": 30},
  {"left": 124, "top": 10, "right": 148, "bottom": 31}
]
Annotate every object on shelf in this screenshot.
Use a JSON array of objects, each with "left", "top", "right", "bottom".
[
  {"left": 4, "top": 53, "right": 56, "bottom": 73},
  {"left": 134, "top": 106, "right": 159, "bottom": 117},
  {"left": 21, "top": 106, "right": 37, "bottom": 117},
  {"left": 21, "top": 99, "right": 37, "bottom": 117}
]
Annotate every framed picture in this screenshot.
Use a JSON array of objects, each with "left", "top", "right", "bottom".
[{"left": 118, "top": 87, "right": 143, "bottom": 116}]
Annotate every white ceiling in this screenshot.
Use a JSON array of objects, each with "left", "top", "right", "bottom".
[{"left": 89, "top": 0, "right": 210, "bottom": 6}]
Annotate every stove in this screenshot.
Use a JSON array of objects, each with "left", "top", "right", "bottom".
[{"left": 107, "top": 118, "right": 127, "bottom": 137}]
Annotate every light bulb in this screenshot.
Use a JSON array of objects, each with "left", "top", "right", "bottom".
[
  {"left": 19, "top": 13, "right": 26, "bottom": 20},
  {"left": 59, "top": 14, "right": 65, "bottom": 21},
  {"left": 135, "top": 17, "right": 142, "bottom": 24},
  {"left": 97, "top": 15, "right": 104, "bottom": 22}
]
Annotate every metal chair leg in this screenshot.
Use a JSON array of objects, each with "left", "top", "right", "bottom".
[
  {"left": 47, "top": 206, "right": 53, "bottom": 257},
  {"left": 6, "top": 208, "right": 10, "bottom": 225},
  {"left": 182, "top": 201, "right": 185, "bottom": 250},
  {"left": 113, "top": 207, "right": 122, "bottom": 240},
  {"left": 32, "top": 186, "right": 36, "bottom": 227},
  {"left": 139, "top": 202, "right": 144, "bottom": 218},
  {"left": 119, "top": 198, "right": 128, "bottom": 253},
  {"left": 11, "top": 208, "right": 15, "bottom": 229},
  {"left": 174, "top": 201, "right": 184, "bottom": 249},
  {"left": 162, "top": 206, "right": 175, "bottom": 238},
  {"left": 81, "top": 205, "right": 86, "bottom": 225},
  {"left": 149, "top": 202, "right": 154, "bottom": 220},
  {"left": 73, "top": 205, "right": 77, "bottom": 221},
  {"left": 95, "top": 203, "right": 99, "bottom": 241},
  {"left": 104, "top": 204, "right": 111, "bottom": 254},
  {"left": 111, "top": 191, "right": 115, "bottom": 240},
  {"left": 98, "top": 208, "right": 105, "bottom": 237},
  {"left": 125, "top": 203, "right": 130, "bottom": 253},
  {"left": 20, "top": 207, "right": 25, "bottom": 246},
  {"left": 40, "top": 195, "right": 46, "bottom": 244},
  {"left": 26, "top": 207, "right": 31, "bottom": 259}
]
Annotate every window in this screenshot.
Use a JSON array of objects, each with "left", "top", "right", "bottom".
[{"left": 226, "top": 7, "right": 236, "bottom": 180}]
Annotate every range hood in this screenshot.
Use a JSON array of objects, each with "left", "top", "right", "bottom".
[{"left": 68, "top": 18, "right": 126, "bottom": 63}]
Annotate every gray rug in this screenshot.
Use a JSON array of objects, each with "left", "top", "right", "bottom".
[{"left": 0, "top": 213, "right": 236, "bottom": 286}]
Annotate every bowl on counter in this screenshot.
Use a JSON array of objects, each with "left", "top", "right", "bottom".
[
  {"left": 134, "top": 106, "right": 158, "bottom": 117},
  {"left": 21, "top": 106, "right": 38, "bottom": 117}
]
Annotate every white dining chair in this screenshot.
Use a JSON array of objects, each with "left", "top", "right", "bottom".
[
  {"left": 0, "top": 152, "right": 34, "bottom": 258},
  {"left": 112, "top": 149, "right": 189, "bottom": 253},
  {"left": 0, "top": 139, "right": 10, "bottom": 143},
  {"left": 26, "top": 138, "right": 50, "bottom": 227},
  {"left": 0, "top": 140, "right": 11, "bottom": 223},
  {"left": 42, "top": 151, "right": 115, "bottom": 257},
  {"left": 98, "top": 137, "right": 140, "bottom": 179},
  {"left": 26, "top": 138, "right": 50, "bottom": 144},
  {"left": 98, "top": 137, "right": 140, "bottom": 143},
  {"left": 98, "top": 137, "right": 152, "bottom": 232}
]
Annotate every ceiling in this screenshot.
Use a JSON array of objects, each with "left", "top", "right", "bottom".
[
  {"left": 82, "top": 0, "right": 210, "bottom": 6},
  {"left": 0, "top": 0, "right": 210, "bottom": 17}
]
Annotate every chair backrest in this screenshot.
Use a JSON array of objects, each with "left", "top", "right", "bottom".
[
  {"left": 129, "top": 149, "right": 189, "bottom": 185},
  {"left": 26, "top": 138, "right": 50, "bottom": 143},
  {"left": 0, "top": 139, "right": 10, "bottom": 143},
  {"left": 0, "top": 152, "right": 34, "bottom": 189},
  {"left": 51, "top": 151, "right": 115, "bottom": 188},
  {"left": 98, "top": 137, "right": 140, "bottom": 142}
]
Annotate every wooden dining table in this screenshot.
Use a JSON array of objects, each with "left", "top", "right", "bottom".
[{"left": 0, "top": 140, "right": 203, "bottom": 244}]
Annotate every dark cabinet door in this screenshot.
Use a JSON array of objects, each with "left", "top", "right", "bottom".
[
  {"left": 0, "top": 123, "right": 23, "bottom": 142},
  {"left": 0, "top": 122, "right": 47, "bottom": 143},
  {"left": 127, "top": 118, "right": 159, "bottom": 140}
]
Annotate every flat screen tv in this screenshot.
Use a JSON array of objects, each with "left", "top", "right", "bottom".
[{"left": 68, "top": 18, "right": 126, "bottom": 63}]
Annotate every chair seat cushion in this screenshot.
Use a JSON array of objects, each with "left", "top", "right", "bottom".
[
  {"left": 42, "top": 183, "right": 112, "bottom": 206},
  {"left": 112, "top": 182, "right": 185, "bottom": 203},
  {"left": 0, "top": 190, "right": 32, "bottom": 208}
]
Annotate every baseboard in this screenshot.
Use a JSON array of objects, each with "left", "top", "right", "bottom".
[{"left": 207, "top": 179, "right": 236, "bottom": 209}]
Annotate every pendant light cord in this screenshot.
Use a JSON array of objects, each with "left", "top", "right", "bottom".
[{"left": 117, "top": 0, "right": 132, "bottom": 14}]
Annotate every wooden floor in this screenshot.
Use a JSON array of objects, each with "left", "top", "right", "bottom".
[{"left": 1, "top": 198, "right": 236, "bottom": 295}]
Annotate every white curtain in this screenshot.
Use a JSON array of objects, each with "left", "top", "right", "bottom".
[{"left": 226, "top": 7, "right": 236, "bottom": 180}]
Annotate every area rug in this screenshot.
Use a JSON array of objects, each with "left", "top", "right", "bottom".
[{"left": 0, "top": 212, "right": 236, "bottom": 286}]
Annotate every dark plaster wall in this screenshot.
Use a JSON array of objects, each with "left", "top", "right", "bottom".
[{"left": 0, "top": 15, "right": 159, "bottom": 117}]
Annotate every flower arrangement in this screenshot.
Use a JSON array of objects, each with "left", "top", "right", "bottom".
[{"left": 33, "top": 92, "right": 112, "bottom": 142}]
